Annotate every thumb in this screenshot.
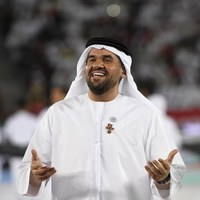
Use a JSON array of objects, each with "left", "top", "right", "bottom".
[
  {"left": 166, "top": 149, "right": 178, "bottom": 164},
  {"left": 31, "top": 149, "right": 39, "bottom": 162}
]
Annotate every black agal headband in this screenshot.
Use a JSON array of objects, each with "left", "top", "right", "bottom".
[{"left": 85, "top": 37, "right": 130, "bottom": 56}]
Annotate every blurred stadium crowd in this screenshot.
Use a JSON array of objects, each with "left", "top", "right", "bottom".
[
  {"left": 0, "top": 0, "right": 199, "bottom": 113},
  {"left": 0, "top": 0, "right": 200, "bottom": 199},
  {"left": 0, "top": 0, "right": 199, "bottom": 152}
]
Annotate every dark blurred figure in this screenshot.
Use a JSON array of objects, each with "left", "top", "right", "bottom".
[
  {"left": 49, "top": 85, "right": 68, "bottom": 105},
  {"left": 37, "top": 85, "right": 68, "bottom": 122}
]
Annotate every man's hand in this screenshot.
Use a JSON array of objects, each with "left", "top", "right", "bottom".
[
  {"left": 30, "top": 149, "right": 57, "bottom": 187},
  {"left": 144, "top": 149, "right": 178, "bottom": 183}
]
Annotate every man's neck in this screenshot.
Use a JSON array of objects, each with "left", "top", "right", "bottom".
[{"left": 88, "top": 90, "right": 118, "bottom": 102}]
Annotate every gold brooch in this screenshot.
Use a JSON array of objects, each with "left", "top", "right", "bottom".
[{"left": 106, "top": 123, "right": 114, "bottom": 134}]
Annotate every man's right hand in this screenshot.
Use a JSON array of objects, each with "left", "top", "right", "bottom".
[{"left": 30, "top": 149, "right": 57, "bottom": 187}]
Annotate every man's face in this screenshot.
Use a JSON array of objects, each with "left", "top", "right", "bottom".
[{"left": 85, "top": 48, "right": 126, "bottom": 95}]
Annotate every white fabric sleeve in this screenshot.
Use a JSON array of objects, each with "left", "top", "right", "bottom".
[
  {"left": 16, "top": 108, "right": 52, "bottom": 196},
  {"left": 146, "top": 112, "right": 186, "bottom": 200},
  {"left": 17, "top": 162, "right": 47, "bottom": 196},
  {"left": 150, "top": 164, "right": 186, "bottom": 199}
]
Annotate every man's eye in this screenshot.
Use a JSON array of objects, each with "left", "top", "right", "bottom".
[
  {"left": 104, "top": 58, "right": 112, "bottom": 62},
  {"left": 87, "top": 58, "right": 95, "bottom": 63}
]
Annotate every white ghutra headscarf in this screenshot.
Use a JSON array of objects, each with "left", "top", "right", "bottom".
[{"left": 64, "top": 40, "right": 157, "bottom": 110}]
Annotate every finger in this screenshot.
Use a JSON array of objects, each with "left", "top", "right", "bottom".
[
  {"left": 33, "top": 172, "right": 50, "bottom": 182},
  {"left": 31, "top": 149, "right": 39, "bottom": 161},
  {"left": 40, "top": 167, "right": 57, "bottom": 175},
  {"left": 33, "top": 167, "right": 51, "bottom": 175},
  {"left": 166, "top": 149, "right": 178, "bottom": 164},
  {"left": 45, "top": 167, "right": 57, "bottom": 176},
  {"left": 31, "top": 149, "right": 42, "bottom": 169},
  {"left": 148, "top": 160, "right": 160, "bottom": 175},
  {"left": 152, "top": 160, "right": 167, "bottom": 175},
  {"left": 38, "top": 174, "right": 54, "bottom": 181},
  {"left": 33, "top": 167, "right": 56, "bottom": 176},
  {"left": 148, "top": 161, "right": 162, "bottom": 176},
  {"left": 34, "top": 167, "right": 57, "bottom": 181},
  {"left": 144, "top": 165, "right": 159, "bottom": 181},
  {"left": 158, "top": 158, "right": 170, "bottom": 171}
]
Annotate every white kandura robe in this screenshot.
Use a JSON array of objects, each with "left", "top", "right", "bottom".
[{"left": 17, "top": 94, "right": 186, "bottom": 200}]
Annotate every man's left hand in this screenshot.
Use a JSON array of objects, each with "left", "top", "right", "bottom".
[{"left": 144, "top": 149, "right": 178, "bottom": 182}]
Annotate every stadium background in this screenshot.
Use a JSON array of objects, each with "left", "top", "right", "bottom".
[{"left": 0, "top": 0, "right": 199, "bottom": 199}]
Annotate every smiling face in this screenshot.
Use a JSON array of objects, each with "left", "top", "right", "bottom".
[{"left": 85, "top": 48, "right": 126, "bottom": 97}]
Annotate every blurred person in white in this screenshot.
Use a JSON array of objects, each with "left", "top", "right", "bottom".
[
  {"left": 17, "top": 37, "right": 186, "bottom": 200},
  {"left": 136, "top": 78, "right": 183, "bottom": 149},
  {"left": 148, "top": 94, "right": 183, "bottom": 149},
  {"left": 0, "top": 89, "right": 6, "bottom": 182},
  {"left": 3, "top": 98, "right": 39, "bottom": 200}
]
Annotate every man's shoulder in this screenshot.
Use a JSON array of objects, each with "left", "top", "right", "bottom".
[
  {"left": 120, "top": 94, "right": 159, "bottom": 114},
  {"left": 51, "top": 94, "right": 88, "bottom": 107},
  {"left": 64, "top": 93, "right": 88, "bottom": 103}
]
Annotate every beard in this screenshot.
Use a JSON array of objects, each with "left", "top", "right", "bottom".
[{"left": 86, "top": 76, "right": 117, "bottom": 95}]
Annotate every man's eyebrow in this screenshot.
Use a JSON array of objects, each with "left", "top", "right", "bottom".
[
  {"left": 102, "top": 55, "right": 113, "bottom": 58},
  {"left": 86, "top": 54, "right": 123, "bottom": 66},
  {"left": 87, "top": 54, "right": 113, "bottom": 59},
  {"left": 87, "top": 55, "right": 95, "bottom": 58},
  {"left": 86, "top": 55, "right": 95, "bottom": 63}
]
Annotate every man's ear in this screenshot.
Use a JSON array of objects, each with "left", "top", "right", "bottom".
[{"left": 121, "top": 69, "right": 127, "bottom": 78}]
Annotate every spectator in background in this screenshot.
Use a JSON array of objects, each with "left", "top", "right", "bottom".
[
  {"left": 2, "top": 97, "right": 38, "bottom": 200},
  {"left": 1, "top": 85, "right": 67, "bottom": 199},
  {"left": 136, "top": 77, "right": 183, "bottom": 148},
  {"left": 148, "top": 94, "right": 183, "bottom": 149},
  {"left": 37, "top": 85, "right": 68, "bottom": 121},
  {"left": 49, "top": 85, "right": 68, "bottom": 104},
  {"left": 0, "top": 89, "right": 6, "bottom": 182}
]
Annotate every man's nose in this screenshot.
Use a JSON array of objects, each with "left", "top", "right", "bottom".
[{"left": 93, "top": 60, "right": 104, "bottom": 68}]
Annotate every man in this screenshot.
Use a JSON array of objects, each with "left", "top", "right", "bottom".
[{"left": 17, "top": 37, "right": 186, "bottom": 200}]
